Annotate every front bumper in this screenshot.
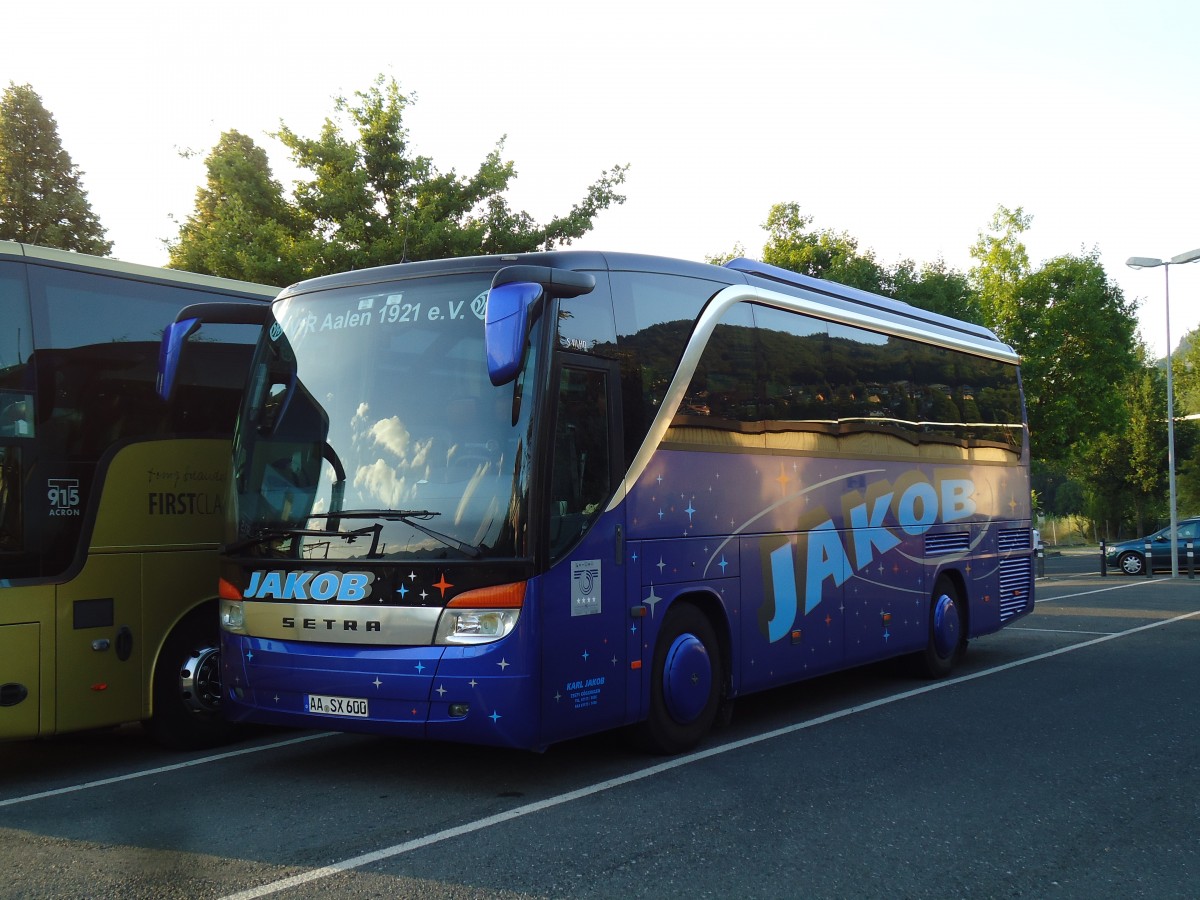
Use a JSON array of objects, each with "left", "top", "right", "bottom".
[{"left": 220, "top": 631, "right": 540, "bottom": 749}]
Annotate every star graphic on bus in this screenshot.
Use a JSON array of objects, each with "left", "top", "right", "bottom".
[{"left": 644, "top": 584, "right": 662, "bottom": 616}]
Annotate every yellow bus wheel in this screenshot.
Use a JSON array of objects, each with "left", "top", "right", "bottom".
[{"left": 144, "top": 607, "right": 238, "bottom": 750}]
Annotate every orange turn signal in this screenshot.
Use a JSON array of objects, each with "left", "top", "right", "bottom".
[
  {"left": 219, "top": 577, "right": 244, "bottom": 600},
  {"left": 446, "top": 582, "right": 526, "bottom": 609}
]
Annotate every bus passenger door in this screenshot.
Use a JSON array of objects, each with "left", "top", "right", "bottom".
[
  {"left": 55, "top": 555, "right": 143, "bottom": 733},
  {"left": 538, "top": 358, "right": 628, "bottom": 746}
]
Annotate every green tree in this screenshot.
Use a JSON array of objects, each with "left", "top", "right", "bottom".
[
  {"left": 1175, "top": 424, "right": 1200, "bottom": 518},
  {"left": 1170, "top": 325, "right": 1200, "bottom": 416},
  {"left": 1113, "top": 364, "right": 1169, "bottom": 533},
  {"left": 760, "top": 202, "right": 887, "bottom": 292},
  {"left": 1125, "top": 366, "right": 1169, "bottom": 503},
  {"left": 1005, "top": 252, "right": 1140, "bottom": 466},
  {"left": 1073, "top": 427, "right": 1137, "bottom": 537},
  {"left": 167, "top": 130, "right": 306, "bottom": 285},
  {"left": 704, "top": 242, "right": 746, "bottom": 266},
  {"left": 270, "top": 76, "right": 628, "bottom": 275},
  {"left": 968, "top": 204, "right": 1031, "bottom": 339},
  {"left": 1070, "top": 362, "right": 1170, "bottom": 536},
  {"left": 0, "top": 82, "right": 111, "bottom": 254},
  {"left": 889, "top": 258, "right": 983, "bottom": 324}
]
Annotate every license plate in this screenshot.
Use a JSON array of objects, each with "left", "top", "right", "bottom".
[{"left": 306, "top": 694, "right": 369, "bottom": 717}]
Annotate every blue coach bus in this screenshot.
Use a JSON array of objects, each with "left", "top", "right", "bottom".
[{"left": 199, "top": 252, "right": 1032, "bottom": 753}]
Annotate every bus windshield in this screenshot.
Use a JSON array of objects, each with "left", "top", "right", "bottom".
[{"left": 232, "top": 273, "right": 536, "bottom": 561}]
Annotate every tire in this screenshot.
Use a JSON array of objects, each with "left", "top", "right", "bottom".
[
  {"left": 1118, "top": 552, "right": 1145, "bottom": 576},
  {"left": 637, "top": 604, "right": 723, "bottom": 755},
  {"left": 916, "top": 576, "right": 966, "bottom": 679},
  {"left": 143, "top": 608, "right": 237, "bottom": 750}
]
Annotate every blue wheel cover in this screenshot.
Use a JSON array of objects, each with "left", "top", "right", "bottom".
[
  {"left": 932, "top": 594, "right": 959, "bottom": 659},
  {"left": 663, "top": 633, "right": 712, "bottom": 723}
]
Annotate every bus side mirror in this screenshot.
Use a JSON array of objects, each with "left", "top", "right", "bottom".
[
  {"left": 156, "top": 300, "right": 271, "bottom": 402},
  {"left": 156, "top": 316, "right": 201, "bottom": 401},
  {"left": 486, "top": 282, "right": 543, "bottom": 386},
  {"left": 485, "top": 266, "right": 597, "bottom": 386}
]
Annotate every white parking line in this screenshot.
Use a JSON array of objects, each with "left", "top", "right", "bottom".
[
  {"left": 1010, "top": 627, "right": 1117, "bottom": 636},
  {"left": 218, "top": 607, "right": 1200, "bottom": 900},
  {"left": 1036, "top": 578, "right": 1170, "bottom": 602},
  {"left": 0, "top": 733, "right": 335, "bottom": 808}
]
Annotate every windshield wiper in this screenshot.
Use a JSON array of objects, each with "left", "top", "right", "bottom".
[
  {"left": 315, "top": 509, "right": 483, "bottom": 559},
  {"left": 224, "top": 523, "right": 383, "bottom": 556}
]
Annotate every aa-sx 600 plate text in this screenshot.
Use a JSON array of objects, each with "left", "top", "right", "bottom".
[{"left": 305, "top": 695, "right": 369, "bottom": 717}]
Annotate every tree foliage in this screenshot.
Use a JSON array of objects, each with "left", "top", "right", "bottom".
[
  {"left": 757, "top": 202, "right": 982, "bottom": 323},
  {"left": 1070, "top": 362, "right": 1169, "bottom": 535},
  {"left": 169, "top": 76, "right": 629, "bottom": 280},
  {"left": 1004, "top": 252, "right": 1140, "bottom": 465},
  {"left": 167, "top": 130, "right": 307, "bottom": 285},
  {"left": 0, "top": 82, "right": 111, "bottom": 254},
  {"left": 1170, "top": 326, "right": 1200, "bottom": 417},
  {"left": 968, "top": 204, "right": 1031, "bottom": 339},
  {"left": 889, "top": 258, "right": 983, "bottom": 324},
  {"left": 704, "top": 241, "right": 746, "bottom": 266},
  {"left": 761, "top": 202, "right": 887, "bottom": 292}
]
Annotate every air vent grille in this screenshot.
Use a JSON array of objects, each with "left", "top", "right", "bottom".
[
  {"left": 998, "top": 529, "right": 1031, "bottom": 553},
  {"left": 925, "top": 533, "right": 970, "bottom": 556},
  {"left": 999, "top": 557, "right": 1032, "bottom": 621}
]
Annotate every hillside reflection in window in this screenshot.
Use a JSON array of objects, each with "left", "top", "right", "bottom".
[{"left": 670, "top": 303, "right": 1023, "bottom": 461}]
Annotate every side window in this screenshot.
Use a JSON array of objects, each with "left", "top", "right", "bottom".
[
  {"left": 549, "top": 366, "right": 611, "bottom": 561},
  {"left": 0, "top": 446, "right": 19, "bottom": 552},
  {"left": 170, "top": 321, "right": 259, "bottom": 434},
  {"left": 754, "top": 304, "right": 829, "bottom": 426},
  {"left": 556, "top": 278, "right": 617, "bottom": 358},
  {"left": 29, "top": 265, "right": 181, "bottom": 453},
  {"left": 612, "top": 271, "right": 722, "bottom": 465},
  {"left": 680, "top": 302, "right": 757, "bottom": 428},
  {"left": 0, "top": 262, "right": 35, "bottom": 438},
  {"left": 26, "top": 267, "right": 264, "bottom": 448}
]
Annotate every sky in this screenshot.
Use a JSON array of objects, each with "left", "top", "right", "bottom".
[{"left": 4, "top": 0, "right": 1200, "bottom": 357}]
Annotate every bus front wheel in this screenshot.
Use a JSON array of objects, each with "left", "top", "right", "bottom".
[
  {"left": 916, "top": 577, "right": 966, "bottom": 679},
  {"left": 144, "top": 608, "right": 237, "bottom": 750},
  {"left": 638, "top": 604, "right": 723, "bottom": 755}
]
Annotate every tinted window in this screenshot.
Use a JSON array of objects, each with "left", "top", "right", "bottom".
[
  {"left": 611, "top": 272, "right": 721, "bottom": 464},
  {"left": 684, "top": 303, "right": 757, "bottom": 424},
  {"left": 549, "top": 366, "right": 612, "bottom": 561},
  {"left": 0, "top": 263, "right": 35, "bottom": 439},
  {"left": 673, "top": 301, "right": 1023, "bottom": 460},
  {"left": 556, "top": 276, "right": 617, "bottom": 358},
  {"left": 28, "top": 265, "right": 259, "bottom": 452},
  {"left": 0, "top": 261, "right": 32, "bottom": 375}
]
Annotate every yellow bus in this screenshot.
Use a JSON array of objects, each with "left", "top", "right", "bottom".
[{"left": 0, "top": 242, "right": 277, "bottom": 748}]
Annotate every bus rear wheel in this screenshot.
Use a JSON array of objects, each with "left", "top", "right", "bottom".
[
  {"left": 916, "top": 576, "right": 965, "bottom": 679},
  {"left": 638, "top": 604, "right": 723, "bottom": 755},
  {"left": 144, "top": 608, "right": 237, "bottom": 750}
]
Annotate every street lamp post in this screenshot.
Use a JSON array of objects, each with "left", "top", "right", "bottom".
[{"left": 1126, "top": 248, "right": 1200, "bottom": 577}]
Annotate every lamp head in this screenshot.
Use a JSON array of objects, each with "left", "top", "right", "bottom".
[
  {"left": 1170, "top": 248, "right": 1200, "bottom": 265},
  {"left": 1127, "top": 256, "right": 1165, "bottom": 270}
]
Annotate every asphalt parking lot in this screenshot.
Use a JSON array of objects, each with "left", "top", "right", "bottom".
[{"left": 1, "top": 549, "right": 1197, "bottom": 899}]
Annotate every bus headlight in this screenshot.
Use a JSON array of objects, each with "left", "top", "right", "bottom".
[
  {"left": 433, "top": 581, "right": 525, "bottom": 646},
  {"left": 218, "top": 576, "right": 247, "bottom": 634},
  {"left": 435, "top": 608, "right": 520, "bottom": 644},
  {"left": 219, "top": 599, "right": 247, "bottom": 634}
]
